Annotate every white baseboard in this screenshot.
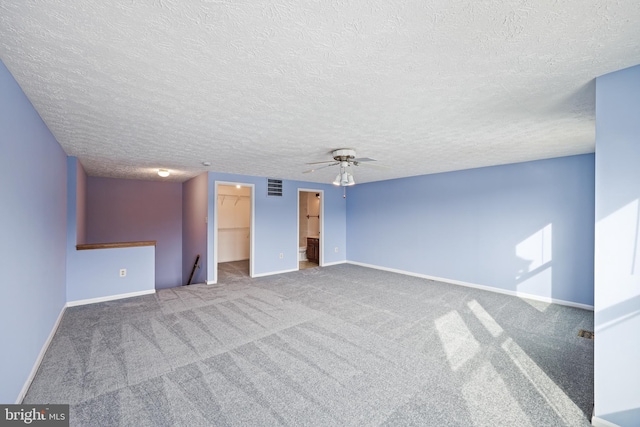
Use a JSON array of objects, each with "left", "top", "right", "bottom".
[
  {"left": 321, "top": 260, "right": 347, "bottom": 267},
  {"left": 66, "top": 289, "right": 156, "bottom": 307},
  {"left": 592, "top": 416, "right": 620, "bottom": 427},
  {"left": 347, "top": 261, "right": 594, "bottom": 311},
  {"left": 252, "top": 268, "right": 298, "bottom": 278},
  {"left": 206, "top": 280, "right": 216, "bottom": 285},
  {"left": 16, "top": 304, "right": 66, "bottom": 403}
]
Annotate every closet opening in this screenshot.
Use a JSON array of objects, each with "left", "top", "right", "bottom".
[{"left": 215, "top": 182, "right": 254, "bottom": 282}]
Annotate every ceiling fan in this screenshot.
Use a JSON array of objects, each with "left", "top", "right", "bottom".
[{"left": 303, "top": 149, "right": 382, "bottom": 186}]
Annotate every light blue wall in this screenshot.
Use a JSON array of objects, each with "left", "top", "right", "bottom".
[
  {"left": 66, "top": 158, "right": 155, "bottom": 303},
  {"left": 66, "top": 246, "right": 155, "bottom": 303},
  {"left": 0, "top": 60, "right": 67, "bottom": 403},
  {"left": 594, "top": 64, "right": 640, "bottom": 427},
  {"left": 207, "top": 172, "right": 347, "bottom": 282},
  {"left": 347, "top": 154, "right": 595, "bottom": 306}
]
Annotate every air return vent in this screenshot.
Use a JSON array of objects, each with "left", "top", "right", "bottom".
[{"left": 267, "top": 179, "right": 283, "bottom": 197}]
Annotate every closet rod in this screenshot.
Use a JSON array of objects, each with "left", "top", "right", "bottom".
[{"left": 218, "top": 194, "right": 250, "bottom": 205}]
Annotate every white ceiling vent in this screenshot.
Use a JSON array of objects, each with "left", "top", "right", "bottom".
[{"left": 267, "top": 179, "right": 283, "bottom": 197}]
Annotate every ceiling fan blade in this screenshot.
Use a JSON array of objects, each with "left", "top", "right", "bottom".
[
  {"left": 353, "top": 157, "right": 376, "bottom": 162},
  {"left": 355, "top": 162, "right": 390, "bottom": 170},
  {"left": 303, "top": 163, "right": 338, "bottom": 173},
  {"left": 306, "top": 160, "right": 338, "bottom": 165}
]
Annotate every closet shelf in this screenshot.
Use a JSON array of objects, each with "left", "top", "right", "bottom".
[{"left": 218, "top": 194, "right": 250, "bottom": 206}]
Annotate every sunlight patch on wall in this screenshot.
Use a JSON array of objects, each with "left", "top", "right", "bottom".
[
  {"left": 435, "top": 311, "right": 480, "bottom": 371},
  {"left": 515, "top": 224, "right": 553, "bottom": 309},
  {"left": 516, "top": 224, "right": 553, "bottom": 276},
  {"left": 596, "top": 199, "right": 640, "bottom": 293},
  {"left": 501, "top": 337, "right": 586, "bottom": 425}
]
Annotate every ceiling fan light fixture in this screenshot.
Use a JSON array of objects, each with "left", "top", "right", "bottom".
[
  {"left": 340, "top": 171, "right": 349, "bottom": 186},
  {"left": 308, "top": 149, "right": 372, "bottom": 186},
  {"left": 158, "top": 169, "right": 170, "bottom": 178},
  {"left": 333, "top": 169, "right": 356, "bottom": 187}
]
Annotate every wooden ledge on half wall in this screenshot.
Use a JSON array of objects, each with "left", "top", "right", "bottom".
[{"left": 76, "top": 241, "right": 156, "bottom": 250}]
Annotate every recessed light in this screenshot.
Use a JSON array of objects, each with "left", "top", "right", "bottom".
[
  {"left": 158, "top": 169, "right": 170, "bottom": 177},
  {"left": 202, "top": 161, "right": 211, "bottom": 167}
]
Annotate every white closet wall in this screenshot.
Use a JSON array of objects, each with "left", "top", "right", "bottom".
[{"left": 218, "top": 186, "right": 250, "bottom": 262}]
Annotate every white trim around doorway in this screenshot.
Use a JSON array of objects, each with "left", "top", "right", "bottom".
[{"left": 213, "top": 181, "right": 255, "bottom": 284}]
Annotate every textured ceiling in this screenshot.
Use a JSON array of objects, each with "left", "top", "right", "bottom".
[{"left": 1, "top": 1, "right": 640, "bottom": 184}]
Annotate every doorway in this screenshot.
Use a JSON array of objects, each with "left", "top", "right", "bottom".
[
  {"left": 215, "top": 182, "right": 254, "bottom": 283},
  {"left": 298, "top": 189, "right": 323, "bottom": 270}
]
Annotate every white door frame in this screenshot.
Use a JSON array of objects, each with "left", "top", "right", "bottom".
[
  {"left": 297, "top": 188, "right": 324, "bottom": 269},
  {"left": 213, "top": 181, "right": 255, "bottom": 283}
]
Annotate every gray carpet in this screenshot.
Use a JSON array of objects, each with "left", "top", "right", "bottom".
[
  {"left": 217, "top": 260, "right": 250, "bottom": 283},
  {"left": 24, "top": 264, "right": 594, "bottom": 426}
]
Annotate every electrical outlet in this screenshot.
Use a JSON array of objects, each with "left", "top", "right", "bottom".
[
  {"left": 279, "top": 253, "right": 284, "bottom": 259},
  {"left": 119, "top": 269, "right": 127, "bottom": 277},
  {"left": 334, "top": 247, "right": 339, "bottom": 253}
]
